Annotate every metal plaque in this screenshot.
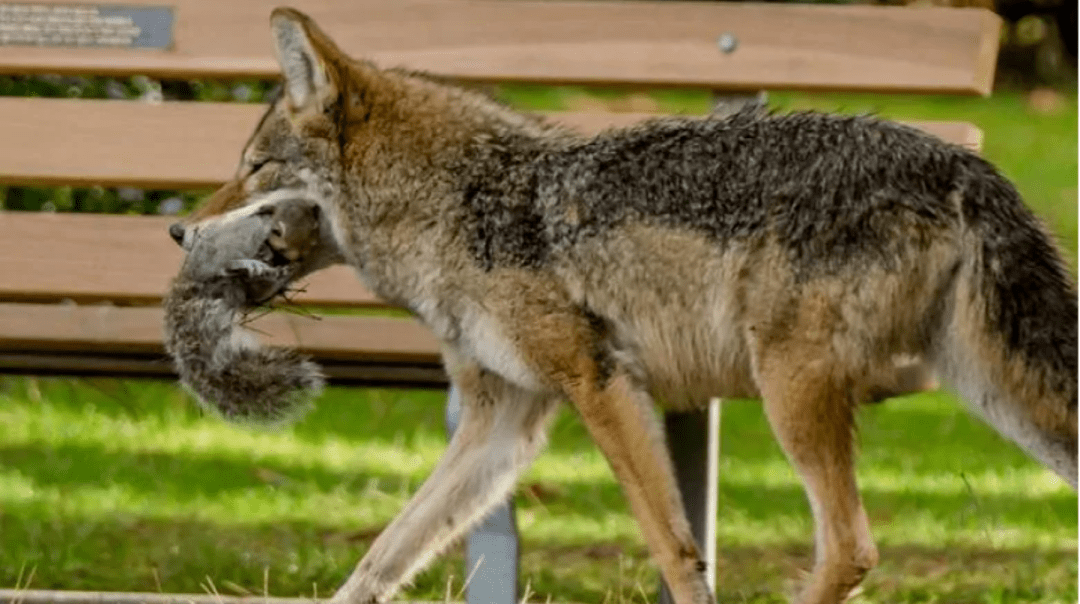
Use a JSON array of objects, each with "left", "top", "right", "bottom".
[{"left": 0, "top": 2, "right": 174, "bottom": 49}]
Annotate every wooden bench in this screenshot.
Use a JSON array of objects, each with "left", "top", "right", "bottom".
[{"left": 0, "top": 1, "right": 1000, "bottom": 602}]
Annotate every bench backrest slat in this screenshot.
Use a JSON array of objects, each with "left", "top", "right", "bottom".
[
  {"left": 0, "top": 97, "right": 983, "bottom": 190},
  {"left": 0, "top": 0, "right": 1000, "bottom": 95},
  {"left": 0, "top": 212, "right": 380, "bottom": 307}
]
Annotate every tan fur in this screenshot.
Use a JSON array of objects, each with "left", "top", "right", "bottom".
[
  {"left": 571, "top": 372, "right": 710, "bottom": 604},
  {"left": 555, "top": 225, "right": 760, "bottom": 407},
  {"left": 166, "top": 8, "right": 1076, "bottom": 604},
  {"left": 188, "top": 179, "right": 246, "bottom": 223},
  {"left": 753, "top": 343, "right": 878, "bottom": 604},
  {"left": 467, "top": 272, "right": 713, "bottom": 602}
]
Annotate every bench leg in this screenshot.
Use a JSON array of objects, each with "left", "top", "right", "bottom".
[
  {"left": 659, "top": 398, "right": 721, "bottom": 604},
  {"left": 444, "top": 386, "right": 519, "bottom": 604}
]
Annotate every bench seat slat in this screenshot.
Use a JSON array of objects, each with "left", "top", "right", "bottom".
[
  {"left": 0, "top": 353, "right": 447, "bottom": 387},
  {"left": 0, "top": 98, "right": 983, "bottom": 189},
  {"left": 0, "top": 0, "right": 999, "bottom": 95}
]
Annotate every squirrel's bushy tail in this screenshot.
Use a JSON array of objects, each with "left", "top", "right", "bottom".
[{"left": 163, "top": 277, "right": 324, "bottom": 424}]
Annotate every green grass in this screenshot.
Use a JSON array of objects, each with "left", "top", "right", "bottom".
[
  {"left": 1, "top": 380, "right": 1075, "bottom": 603},
  {"left": 2, "top": 88, "right": 1077, "bottom": 603}
]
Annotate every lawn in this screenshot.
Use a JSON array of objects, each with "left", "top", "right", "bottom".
[{"left": 1, "top": 87, "right": 1077, "bottom": 603}]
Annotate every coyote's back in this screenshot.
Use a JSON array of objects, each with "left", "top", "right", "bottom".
[{"left": 530, "top": 111, "right": 1076, "bottom": 476}]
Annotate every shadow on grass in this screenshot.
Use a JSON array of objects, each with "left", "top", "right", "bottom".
[
  {"left": 1, "top": 507, "right": 1074, "bottom": 602},
  {"left": 1, "top": 442, "right": 1075, "bottom": 521},
  {"left": 3, "top": 377, "right": 1070, "bottom": 471}
]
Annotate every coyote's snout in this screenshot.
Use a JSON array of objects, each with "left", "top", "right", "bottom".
[{"left": 169, "top": 6, "right": 1077, "bottom": 603}]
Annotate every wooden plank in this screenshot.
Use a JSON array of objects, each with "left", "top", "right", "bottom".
[
  {"left": 0, "top": 97, "right": 983, "bottom": 189},
  {"left": 0, "top": 98, "right": 258, "bottom": 189},
  {"left": 0, "top": 212, "right": 382, "bottom": 307},
  {"left": 0, "top": 0, "right": 999, "bottom": 94},
  {"left": 0, "top": 303, "right": 442, "bottom": 364},
  {"left": 0, "top": 590, "right": 447, "bottom": 604},
  {"left": 317, "top": 362, "right": 446, "bottom": 387},
  {"left": 0, "top": 353, "right": 448, "bottom": 386}
]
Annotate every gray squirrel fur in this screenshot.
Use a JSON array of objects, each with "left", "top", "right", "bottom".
[{"left": 163, "top": 197, "right": 340, "bottom": 423}]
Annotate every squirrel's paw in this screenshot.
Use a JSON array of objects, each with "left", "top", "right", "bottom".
[
  {"left": 224, "top": 258, "right": 275, "bottom": 279},
  {"left": 224, "top": 259, "right": 294, "bottom": 304}
]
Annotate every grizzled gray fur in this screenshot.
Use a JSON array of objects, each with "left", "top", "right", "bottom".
[{"left": 461, "top": 106, "right": 1076, "bottom": 399}]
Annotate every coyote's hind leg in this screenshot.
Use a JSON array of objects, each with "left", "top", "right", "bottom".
[{"left": 752, "top": 341, "right": 878, "bottom": 604}]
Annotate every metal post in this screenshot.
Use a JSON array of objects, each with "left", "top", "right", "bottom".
[
  {"left": 444, "top": 387, "right": 519, "bottom": 604},
  {"left": 658, "top": 399, "right": 721, "bottom": 604},
  {"left": 712, "top": 90, "right": 768, "bottom": 117}
]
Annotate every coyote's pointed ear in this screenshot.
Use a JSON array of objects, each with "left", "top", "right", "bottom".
[{"left": 270, "top": 7, "right": 338, "bottom": 116}]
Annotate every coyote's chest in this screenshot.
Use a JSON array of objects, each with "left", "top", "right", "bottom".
[{"left": 401, "top": 286, "right": 546, "bottom": 392}]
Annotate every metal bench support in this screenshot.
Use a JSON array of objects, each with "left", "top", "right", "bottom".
[
  {"left": 445, "top": 386, "right": 519, "bottom": 604},
  {"left": 659, "top": 399, "right": 721, "bottom": 604}
]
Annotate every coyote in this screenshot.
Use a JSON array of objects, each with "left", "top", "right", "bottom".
[{"left": 167, "top": 7, "right": 1078, "bottom": 604}]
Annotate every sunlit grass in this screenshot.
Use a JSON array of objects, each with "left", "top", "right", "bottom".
[{"left": 1, "top": 372, "right": 1075, "bottom": 602}]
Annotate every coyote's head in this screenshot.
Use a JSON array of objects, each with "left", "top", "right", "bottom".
[
  {"left": 170, "top": 7, "right": 543, "bottom": 259},
  {"left": 169, "top": 7, "right": 354, "bottom": 252}
]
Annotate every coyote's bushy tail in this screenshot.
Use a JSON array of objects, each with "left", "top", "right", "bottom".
[
  {"left": 163, "top": 277, "right": 325, "bottom": 424},
  {"left": 934, "top": 156, "right": 1077, "bottom": 488}
]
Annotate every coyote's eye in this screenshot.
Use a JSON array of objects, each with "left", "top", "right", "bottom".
[
  {"left": 243, "top": 154, "right": 282, "bottom": 179},
  {"left": 248, "top": 159, "right": 272, "bottom": 175}
]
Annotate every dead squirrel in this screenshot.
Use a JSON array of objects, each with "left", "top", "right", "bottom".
[{"left": 163, "top": 197, "right": 340, "bottom": 424}]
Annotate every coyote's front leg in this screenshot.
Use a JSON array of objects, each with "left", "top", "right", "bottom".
[
  {"left": 454, "top": 282, "right": 714, "bottom": 604},
  {"left": 331, "top": 355, "right": 559, "bottom": 604}
]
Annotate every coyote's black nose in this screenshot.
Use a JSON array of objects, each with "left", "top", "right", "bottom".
[{"left": 168, "top": 222, "right": 185, "bottom": 246}]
